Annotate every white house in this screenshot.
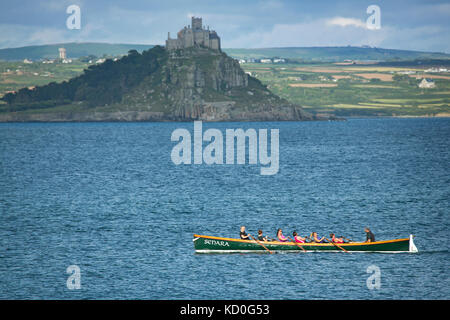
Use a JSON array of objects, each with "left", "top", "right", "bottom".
[{"left": 418, "top": 78, "right": 435, "bottom": 89}]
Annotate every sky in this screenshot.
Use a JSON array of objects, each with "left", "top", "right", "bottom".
[{"left": 1, "top": 0, "right": 449, "bottom": 52}]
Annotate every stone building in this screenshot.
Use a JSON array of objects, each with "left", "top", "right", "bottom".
[{"left": 166, "top": 17, "right": 221, "bottom": 51}]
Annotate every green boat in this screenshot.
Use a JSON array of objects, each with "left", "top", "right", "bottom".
[{"left": 193, "top": 234, "right": 418, "bottom": 253}]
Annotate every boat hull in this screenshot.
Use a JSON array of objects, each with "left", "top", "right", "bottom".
[{"left": 193, "top": 234, "right": 418, "bottom": 253}]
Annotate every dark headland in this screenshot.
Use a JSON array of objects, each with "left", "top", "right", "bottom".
[{"left": 0, "top": 17, "right": 334, "bottom": 122}]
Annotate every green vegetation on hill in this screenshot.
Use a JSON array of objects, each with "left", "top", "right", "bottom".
[
  {"left": 1, "top": 46, "right": 312, "bottom": 122},
  {"left": 1, "top": 43, "right": 449, "bottom": 118},
  {"left": 225, "top": 46, "right": 450, "bottom": 62},
  {"left": 1, "top": 46, "right": 167, "bottom": 111},
  {"left": 0, "top": 43, "right": 154, "bottom": 61},
  {"left": 0, "top": 60, "right": 87, "bottom": 96}
]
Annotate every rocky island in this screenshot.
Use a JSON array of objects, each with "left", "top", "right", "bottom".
[{"left": 0, "top": 17, "right": 324, "bottom": 122}]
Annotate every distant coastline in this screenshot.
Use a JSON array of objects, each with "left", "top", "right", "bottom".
[{"left": 342, "top": 113, "right": 450, "bottom": 119}]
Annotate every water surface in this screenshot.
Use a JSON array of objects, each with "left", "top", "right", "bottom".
[{"left": 0, "top": 118, "right": 448, "bottom": 299}]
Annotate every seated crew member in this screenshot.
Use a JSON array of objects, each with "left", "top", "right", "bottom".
[
  {"left": 310, "top": 232, "right": 326, "bottom": 243},
  {"left": 364, "top": 227, "right": 375, "bottom": 243},
  {"left": 293, "top": 231, "right": 306, "bottom": 243},
  {"left": 240, "top": 226, "right": 251, "bottom": 240},
  {"left": 330, "top": 233, "right": 344, "bottom": 243},
  {"left": 257, "top": 229, "right": 269, "bottom": 241},
  {"left": 276, "top": 228, "right": 289, "bottom": 242}
]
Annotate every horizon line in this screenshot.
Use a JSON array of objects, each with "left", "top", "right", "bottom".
[{"left": 0, "top": 42, "right": 449, "bottom": 55}]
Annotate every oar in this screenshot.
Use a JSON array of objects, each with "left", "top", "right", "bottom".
[
  {"left": 288, "top": 237, "right": 306, "bottom": 252},
  {"left": 325, "top": 238, "right": 349, "bottom": 253},
  {"left": 250, "top": 234, "right": 273, "bottom": 254}
]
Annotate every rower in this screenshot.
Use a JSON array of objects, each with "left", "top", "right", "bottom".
[
  {"left": 293, "top": 231, "right": 306, "bottom": 243},
  {"left": 310, "top": 232, "right": 326, "bottom": 243},
  {"left": 276, "top": 229, "right": 289, "bottom": 242},
  {"left": 240, "top": 226, "right": 251, "bottom": 240},
  {"left": 257, "top": 229, "right": 269, "bottom": 241},
  {"left": 364, "top": 227, "right": 375, "bottom": 242},
  {"left": 329, "top": 233, "right": 344, "bottom": 243}
]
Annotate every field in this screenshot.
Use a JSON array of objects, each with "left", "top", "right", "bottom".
[
  {"left": 0, "top": 60, "right": 88, "bottom": 97},
  {"left": 289, "top": 83, "right": 337, "bottom": 88},
  {"left": 241, "top": 62, "right": 450, "bottom": 117},
  {"left": 1, "top": 58, "right": 450, "bottom": 117}
]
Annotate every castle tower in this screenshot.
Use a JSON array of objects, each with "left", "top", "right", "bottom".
[
  {"left": 192, "top": 17, "right": 202, "bottom": 30},
  {"left": 58, "top": 47, "right": 66, "bottom": 59}
]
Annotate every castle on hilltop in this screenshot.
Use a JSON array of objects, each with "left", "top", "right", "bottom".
[{"left": 166, "top": 17, "right": 221, "bottom": 51}]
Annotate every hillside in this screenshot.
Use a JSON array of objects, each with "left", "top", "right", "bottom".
[
  {"left": 1, "top": 42, "right": 449, "bottom": 62},
  {"left": 225, "top": 46, "right": 450, "bottom": 62},
  {"left": 239, "top": 62, "right": 450, "bottom": 117},
  {"left": 0, "top": 43, "right": 154, "bottom": 61},
  {"left": 0, "top": 46, "right": 314, "bottom": 122},
  {"left": 2, "top": 42, "right": 448, "bottom": 119}
]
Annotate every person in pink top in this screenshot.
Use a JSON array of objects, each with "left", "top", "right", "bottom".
[
  {"left": 330, "top": 233, "right": 344, "bottom": 243},
  {"left": 292, "top": 231, "right": 306, "bottom": 243},
  {"left": 276, "top": 229, "right": 289, "bottom": 242}
]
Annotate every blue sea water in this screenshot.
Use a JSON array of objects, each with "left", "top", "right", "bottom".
[{"left": 0, "top": 118, "right": 448, "bottom": 300}]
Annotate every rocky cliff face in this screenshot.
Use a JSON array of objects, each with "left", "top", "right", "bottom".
[
  {"left": 120, "top": 47, "right": 314, "bottom": 121},
  {"left": 0, "top": 46, "right": 322, "bottom": 122}
]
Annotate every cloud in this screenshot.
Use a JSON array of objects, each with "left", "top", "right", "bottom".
[
  {"left": 224, "top": 18, "right": 386, "bottom": 48},
  {"left": 258, "top": 0, "right": 283, "bottom": 11},
  {"left": 39, "top": 0, "right": 84, "bottom": 12},
  {"left": 0, "top": 1, "right": 448, "bottom": 53},
  {"left": 326, "top": 17, "right": 367, "bottom": 29},
  {"left": 0, "top": 21, "right": 101, "bottom": 49},
  {"left": 28, "top": 28, "right": 67, "bottom": 44},
  {"left": 225, "top": 17, "right": 450, "bottom": 53}
]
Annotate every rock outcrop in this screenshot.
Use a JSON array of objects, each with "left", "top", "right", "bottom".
[{"left": 120, "top": 47, "right": 314, "bottom": 121}]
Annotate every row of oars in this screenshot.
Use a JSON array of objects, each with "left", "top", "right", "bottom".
[{"left": 249, "top": 235, "right": 349, "bottom": 254}]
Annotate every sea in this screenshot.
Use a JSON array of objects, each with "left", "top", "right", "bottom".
[{"left": 0, "top": 118, "right": 448, "bottom": 299}]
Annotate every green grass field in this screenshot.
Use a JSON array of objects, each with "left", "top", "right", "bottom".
[
  {"left": 1, "top": 59, "right": 450, "bottom": 117},
  {"left": 0, "top": 60, "right": 88, "bottom": 97},
  {"left": 240, "top": 63, "right": 450, "bottom": 117}
]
